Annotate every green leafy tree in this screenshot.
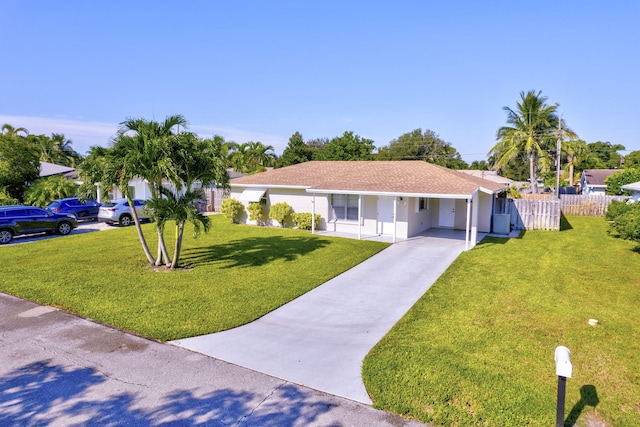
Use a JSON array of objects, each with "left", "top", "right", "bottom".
[
  {"left": 0, "top": 127, "right": 40, "bottom": 201},
  {"left": 24, "top": 175, "right": 77, "bottom": 207},
  {"left": 490, "top": 90, "right": 577, "bottom": 193},
  {"left": 469, "top": 160, "right": 490, "bottom": 170},
  {"left": 278, "top": 132, "right": 312, "bottom": 167},
  {"left": 605, "top": 168, "right": 640, "bottom": 195},
  {"left": 315, "top": 131, "right": 375, "bottom": 161},
  {"left": 581, "top": 141, "right": 625, "bottom": 169},
  {"left": 0, "top": 189, "right": 18, "bottom": 206},
  {"left": 623, "top": 150, "right": 640, "bottom": 168},
  {"left": 377, "top": 128, "right": 468, "bottom": 169},
  {"left": 307, "top": 137, "right": 329, "bottom": 160}
]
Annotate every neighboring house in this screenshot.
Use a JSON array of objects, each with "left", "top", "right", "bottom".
[
  {"left": 621, "top": 181, "right": 640, "bottom": 203},
  {"left": 99, "top": 169, "right": 241, "bottom": 211},
  {"left": 457, "top": 170, "right": 514, "bottom": 187},
  {"left": 230, "top": 161, "right": 507, "bottom": 249},
  {"left": 39, "top": 161, "right": 77, "bottom": 179},
  {"left": 580, "top": 169, "right": 621, "bottom": 196}
]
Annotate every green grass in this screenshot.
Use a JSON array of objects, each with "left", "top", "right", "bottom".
[
  {"left": 1, "top": 215, "right": 388, "bottom": 341},
  {"left": 363, "top": 216, "right": 640, "bottom": 427}
]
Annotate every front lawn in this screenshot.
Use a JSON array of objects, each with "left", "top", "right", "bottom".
[
  {"left": 363, "top": 216, "right": 640, "bottom": 427},
  {"left": 1, "top": 215, "right": 388, "bottom": 341}
]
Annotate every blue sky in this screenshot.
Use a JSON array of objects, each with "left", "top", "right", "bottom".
[{"left": 1, "top": 1, "right": 638, "bottom": 163}]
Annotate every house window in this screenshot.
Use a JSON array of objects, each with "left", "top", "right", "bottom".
[
  {"left": 419, "top": 198, "right": 426, "bottom": 211},
  {"left": 331, "top": 194, "right": 359, "bottom": 221}
]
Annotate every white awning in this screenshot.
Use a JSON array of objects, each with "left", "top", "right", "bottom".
[{"left": 239, "top": 187, "right": 267, "bottom": 202}]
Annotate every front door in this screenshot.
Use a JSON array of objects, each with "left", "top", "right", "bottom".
[
  {"left": 377, "top": 196, "right": 395, "bottom": 235},
  {"left": 439, "top": 199, "right": 455, "bottom": 228}
]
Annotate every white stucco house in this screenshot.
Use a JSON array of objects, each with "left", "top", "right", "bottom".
[
  {"left": 621, "top": 181, "right": 640, "bottom": 203},
  {"left": 229, "top": 161, "right": 507, "bottom": 250}
]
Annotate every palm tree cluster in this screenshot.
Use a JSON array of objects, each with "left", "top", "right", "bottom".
[
  {"left": 490, "top": 90, "right": 577, "bottom": 193},
  {"left": 223, "top": 141, "right": 276, "bottom": 174},
  {"left": 79, "top": 115, "right": 229, "bottom": 269}
]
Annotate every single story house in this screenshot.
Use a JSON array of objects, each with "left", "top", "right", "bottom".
[
  {"left": 621, "top": 181, "right": 640, "bottom": 203},
  {"left": 579, "top": 169, "right": 621, "bottom": 196},
  {"left": 229, "top": 161, "right": 508, "bottom": 250}
]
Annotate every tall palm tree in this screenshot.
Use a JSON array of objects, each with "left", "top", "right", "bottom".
[
  {"left": 490, "top": 90, "right": 576, "bottom": 193},
  {"left": 112, "top": 115, "right": 187, "bottom": 265}
]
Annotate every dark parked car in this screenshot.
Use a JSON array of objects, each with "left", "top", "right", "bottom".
[
  {"left": 0, "top": 205, "right": 78, "bottom": 244},
  {"left": 46, "top": 197, "right": 101, "bottom": 221}
]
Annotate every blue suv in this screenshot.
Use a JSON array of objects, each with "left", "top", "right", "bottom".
[{"left": 46, "top": 197, "right": 101, "bottom": 221}]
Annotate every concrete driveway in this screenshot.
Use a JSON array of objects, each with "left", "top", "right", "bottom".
[{"left": 173, "top": 228, "right": 481, "bottom": 404}]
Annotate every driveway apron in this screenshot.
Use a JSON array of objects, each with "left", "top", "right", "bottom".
[{"left": 172, "top": 229, "right": 475, "bottom": 404}]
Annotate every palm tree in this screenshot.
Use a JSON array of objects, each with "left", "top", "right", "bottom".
[
  {"left": 1, "top": 124, "right": 29, "bottom": 137},
  {"left": 563, "top": 139, "right": 588, "bottom": 186},
  {"left": 247, "top": 141, "right": 276, "bottom": 171},
  {"left": 162, "top": 132, "right": 228, "bottom": 268},
  {"left": 114, "top": 115, "right": 187, "bottom": 266},
  {"left": 490, "top": 90, "right": 576, "bottom": 193},
  {"left": 24, "top": 175, "right": 77, "bottom": 207}
]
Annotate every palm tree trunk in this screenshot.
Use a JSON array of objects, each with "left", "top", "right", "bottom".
[
  {"left": 568, "top": 156, "right": 575, "bottom": 187},
  {"left": 127, "top": 198, "right": 156, "bottom": 265},
  {"left": 170, "top": 222, "right": 185, "bottom": 269},
  {"left": 155, "top": 227, "right": 171, "bottom": 267}
]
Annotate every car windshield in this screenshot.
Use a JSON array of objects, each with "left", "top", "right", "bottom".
[{"left": 47, "top": 201, "right": 61, "bottom": 208}]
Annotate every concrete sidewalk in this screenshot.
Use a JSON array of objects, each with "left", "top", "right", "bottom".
[
  {"left": 0, "top": 293, "right": 426, "bottom": 426},
  {"left": 173, "top": 229, "right": 475, "bottom": 404}
]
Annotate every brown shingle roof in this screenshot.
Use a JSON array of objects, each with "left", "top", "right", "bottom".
[
  {"left": 231, "top": 161, "right": 506, "bottom": 196},
  {"left": 582, "top": 169, "right": 621, "bottom": 186}
]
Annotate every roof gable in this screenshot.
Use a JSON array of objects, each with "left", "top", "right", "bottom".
[{"left": 231, "top": 161, "right": 506, "bottom": 196}]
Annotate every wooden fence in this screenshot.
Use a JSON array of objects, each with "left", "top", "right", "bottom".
[
  {"left": 558, "top": 194, "right": 628, "bottom": 216},
  {"left": 495, "top": 194, "right": 629, "bottom": 231},
  {"left": 494, "top": 198, "right": 561, "bottom": 231},
  {"left": 203, "top": 188, "right": 228, "bottom": 212}
]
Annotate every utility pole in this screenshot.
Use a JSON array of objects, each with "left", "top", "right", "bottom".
[{"left": 555, "top": 112, "right": 563, "bottom": 198}]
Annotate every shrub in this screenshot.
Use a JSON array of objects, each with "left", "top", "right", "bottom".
[
  {"left": 605, "top": 200, "right": 631, "bottom": 221},
  {"left": 247, "top": 202, "right": 266, "bottom": 225},
  {"left": 269, "top": 202, "right": 293, "bottom": 227},
  {"left": 220, "top": 198, "right": 244, "bottom": 223},
  {"left": 608, "top": 202, "right": 640, "bottom": 242},
  {"left": 0, "top": 189, "right": 18, "bottom": 206},
  {"left": 292, "top": 212, "right": 321, "bottom": 230}
]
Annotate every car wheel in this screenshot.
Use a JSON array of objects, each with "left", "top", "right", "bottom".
[
  {"left": 119, "top": 214, "right": 132, "bottom": 226},
  {"left": 57, "top": 222, "right": 73, "bottom": 235},
  {"left": 0, "top": 229, "right": 13, "bottom": 244}
]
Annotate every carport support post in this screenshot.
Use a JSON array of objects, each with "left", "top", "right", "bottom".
[
  {"left": 393, "top": 196, "right": 397, "bottom": 243},
  {"left": 311, "top": 193, "right": 316, "bottom": 234},
  {"left": 358, "top": 194, "right": 362, "bottom": 240},
  {"left": 465, "top": 198, "right": 471, "bottom": 251}
]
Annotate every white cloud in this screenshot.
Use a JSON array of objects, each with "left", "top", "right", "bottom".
[
  {"left": 0, "top": 114, "right": 117, "bottom": 155},
  {"left": 0, "top": 115, "right": 290, "bottom": 156}
]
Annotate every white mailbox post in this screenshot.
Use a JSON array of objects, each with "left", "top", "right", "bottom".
[{"left": 554, "top": 346, "right": 572, "bottom": 427}]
